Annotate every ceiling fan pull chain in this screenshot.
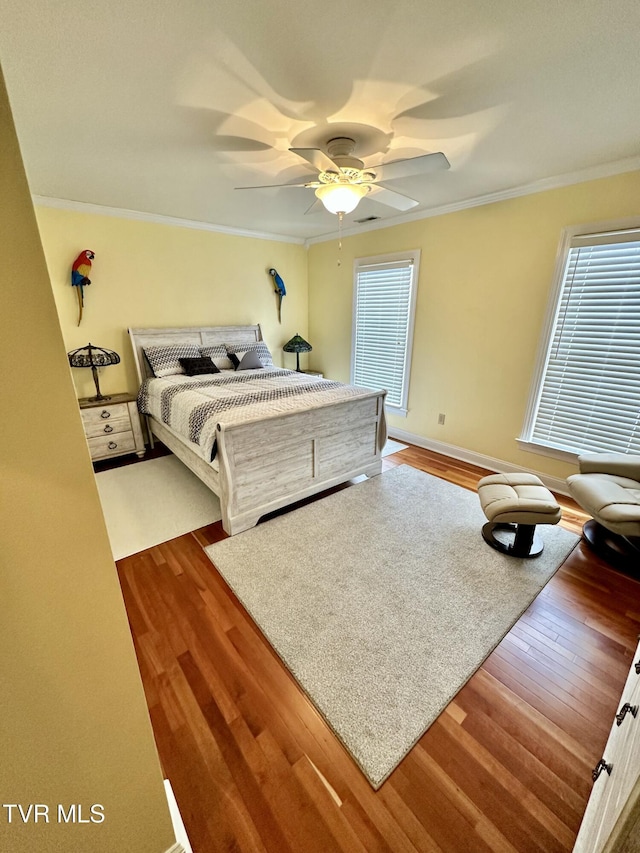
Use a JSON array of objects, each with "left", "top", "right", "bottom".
[{"left": 337, "top": 211, "right": 343, "bottom": 266}]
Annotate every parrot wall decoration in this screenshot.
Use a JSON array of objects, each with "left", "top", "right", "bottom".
[
  {"left": 269, "top": 268, "right": 286, "bottom": 323},
  {"left": 71, "top": 249, "right": 95, "bottom": 326}
]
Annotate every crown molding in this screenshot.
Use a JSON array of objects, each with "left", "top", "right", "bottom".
[
  {"left": 31, "top": 153, "right": 640, "bottom": 249},
  {"left": 31, "top": 195, "right": 306, "bottom": 245},
  {"left": 304, "top": 155, "right": 640, "bottom": 247}
]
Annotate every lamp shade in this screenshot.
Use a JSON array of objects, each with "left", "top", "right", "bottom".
[
  {"left": 67, "top": 342, "right": 120, "bottom": 401},
  {"left": 283, "top": 333, "right": 312, "bottom": 372},
  {"left": 315, "top": 182, "right": 370, "bottom": 215}
]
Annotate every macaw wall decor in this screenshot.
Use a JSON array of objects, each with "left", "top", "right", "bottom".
[
  {"left": 71, "top": 249, "right": 95, "bottom": 325},
  {"left": 268, "top": 267, "right": 286, "bottom": 323}
]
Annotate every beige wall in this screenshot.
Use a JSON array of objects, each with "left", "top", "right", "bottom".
[
  {"left": 35, "top": 206, "right": 309, "bottom": 398},
  {"left": 308, "top": 170, "right": 640, "bottom": 480},
  {"left": 0, "top": 69, "right": 175, "bottom": 852},
  {"left": 30, "top": 159, "right": 639, "bottom": 486}
]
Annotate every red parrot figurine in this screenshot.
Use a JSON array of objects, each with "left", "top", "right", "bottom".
[{"left": 71, "top": 249, "right": 95, "bottom": 326}]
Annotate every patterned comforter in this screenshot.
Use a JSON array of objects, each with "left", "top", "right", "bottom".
[{"left": 138, "top": 367, "right": 386, "bottom": 462}]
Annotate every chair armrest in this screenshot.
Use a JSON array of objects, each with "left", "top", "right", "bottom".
[{"left": 578, "top": 453, "right": 640, "bottom": 481}]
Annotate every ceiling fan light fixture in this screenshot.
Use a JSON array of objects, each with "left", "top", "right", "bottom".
[{"left": 315, "top": 182, "right": 370, "bottom": 215}]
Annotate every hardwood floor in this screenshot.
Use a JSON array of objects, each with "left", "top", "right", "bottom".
[{"left": 116, "top": 446, "right": 640, "bottom": 852}]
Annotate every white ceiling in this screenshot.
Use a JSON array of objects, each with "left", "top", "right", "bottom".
[{"left": 1, "top": 0, "right": 639, "bottom": 242}]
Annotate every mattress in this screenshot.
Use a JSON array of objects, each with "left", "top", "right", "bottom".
[{"left": 138, "top": 367, "right": 385, "bottom": 463}]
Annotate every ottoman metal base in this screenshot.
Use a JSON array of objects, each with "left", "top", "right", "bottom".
[{"left": 482, "top": 521, "right": 544, "bottom": 558}]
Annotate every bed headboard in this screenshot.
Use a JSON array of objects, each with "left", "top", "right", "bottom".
[{"left": 128, "top": 324, "right": 263, "bottom": 384}]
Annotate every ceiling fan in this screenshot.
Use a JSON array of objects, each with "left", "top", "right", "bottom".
[{"left": 236, "top": 137, "right": 450, "bottom": 216}]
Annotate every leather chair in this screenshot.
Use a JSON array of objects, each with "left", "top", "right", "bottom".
[{"left": 567, "top": 453, "right": 640, "bottom": 570}]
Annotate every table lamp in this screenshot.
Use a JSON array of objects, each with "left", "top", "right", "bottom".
[
  {"left": 283, "top": 333, "right": 312, "bottom": 372},
  {"left": 67, "top": 343, "right": 121, "bottom": 401}
]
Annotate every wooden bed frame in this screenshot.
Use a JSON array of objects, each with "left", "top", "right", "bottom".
[{"left": 128, "top": 325, "right": 387, "bottom": 535}]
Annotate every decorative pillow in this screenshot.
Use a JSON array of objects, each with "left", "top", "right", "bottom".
[
  {"left": 178, "top": 356, "right": 220, "bottom": 376},
  {"left": 200, "top": 345, "right": 234, "bottom": 371},
  {"left": 229, "top": 350, "right": 265, "bottom": 370},
  {"left": 144, "top": 344, "right": 200, "bottom": 377},
  {"left": 225, "top": 341, "right": 273, "bottom": 366}
]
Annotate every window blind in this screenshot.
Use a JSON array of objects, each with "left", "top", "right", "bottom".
[
  {"left": 353, "top": 260, "right": 414, "bottom": 409},
  {"left": 531, "top": 230, "right": 640, "bottom": 455}
]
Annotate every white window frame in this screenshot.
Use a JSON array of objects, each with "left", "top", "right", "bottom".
[
  {"left": 518, "top": 216, "right": 640, "bottom": 462},
  {"left": 351, "top": 250, "right": 420, "bottom": 417}
]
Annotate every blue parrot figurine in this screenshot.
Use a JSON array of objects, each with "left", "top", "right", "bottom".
[{"left": 269, "top": 268, "right": 286, "bottom": 323}]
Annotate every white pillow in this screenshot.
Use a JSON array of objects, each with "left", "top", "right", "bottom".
[{"left": 200, "top": 345, "right": 234, "bottom": 371}]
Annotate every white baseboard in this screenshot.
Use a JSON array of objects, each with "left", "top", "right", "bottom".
[
  {"left": 388, "top": 428, "right": 573, "bottom": 497},
  {"left": 164, "top": 780, "right": 192, "bottom": 853}
]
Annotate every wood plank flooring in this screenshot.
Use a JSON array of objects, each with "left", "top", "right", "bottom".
[{"left": 116, "top": 446, "right": 640, "bottom": 852}]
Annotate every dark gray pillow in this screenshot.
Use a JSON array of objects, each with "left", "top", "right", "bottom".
[
  {"left": 178, "top": 356, "right": 220, "bottom": 376},
  {"left": 233, "top": 349, "right": 264, "bottom": 370}
]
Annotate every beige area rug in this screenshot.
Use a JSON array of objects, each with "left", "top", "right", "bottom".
[
  {"left": 96, "top": 455, "right": 221, "bottom": 560},
  {"left": 205, "top": 464, "right": 578, "bottom": 788}
]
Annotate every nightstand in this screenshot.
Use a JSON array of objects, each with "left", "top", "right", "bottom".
[
  {"left": 301, "top": 370, "right": 324, "bottom": 378},
  {"left": 79, "top": 393, "right": 146, "bottom": 462}
]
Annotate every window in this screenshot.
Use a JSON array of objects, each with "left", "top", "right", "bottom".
[
  {"left": 519, "top": 222, "right": 640, "bottom": 460},
  {"left": 351, "top": 251, "right": 420, "bottom": 416}
]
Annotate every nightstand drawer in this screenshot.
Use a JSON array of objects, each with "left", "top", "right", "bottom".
[
  {"left": 78, "top": 393, "right": 146, "bottom": 462},
  {"left": 81, "top": 402, "right": 129, "bottom": 426},
  {"left": 87, "top": 432, "right": 136, "bottom": 460},
  {"left": 83, "top": 414, "right": 131, "bottom": 438}
]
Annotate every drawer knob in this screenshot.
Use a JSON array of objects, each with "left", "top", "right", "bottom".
[
  {"left": 100, "top": 410, "right": 111, "bottom": 419},
  {"left": 635, "top": 660, "right": 640, "bottom": 675},
  {"left": 616, "top": 703, "right": 638, "bottom": 726},
  {"left": 592, "top": 759, "right": 613, "bottom": 782},
  {"left": 103, "top": 425, "right": 113, "bottom": 433},
  {"left": 107, "top": 441, "right": 117, "bottom": 450}
]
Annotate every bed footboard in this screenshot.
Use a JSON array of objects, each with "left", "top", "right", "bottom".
[{"left": 216, "top": 392, "right": 386, "bottom": 535}]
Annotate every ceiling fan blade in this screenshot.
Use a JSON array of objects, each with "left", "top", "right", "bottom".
[
  {"left": 368, "top": 151, "right": 450, "bottom": 182},
  {"left": 304, "top": 198, "right": 325, "bottom": 215},
  {"left": 235, "top": 176, "right": 319, "bottom": 190},
  {"left": 289, "top": 147, "right": 341, "bottom": 174},
  {"left": 367, "top": 185, "right": 420, "bottom": 211}
]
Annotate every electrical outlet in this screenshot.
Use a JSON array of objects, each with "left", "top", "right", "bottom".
[{"left": 438, "top": 413, "right": 446, "bottom": 425}]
